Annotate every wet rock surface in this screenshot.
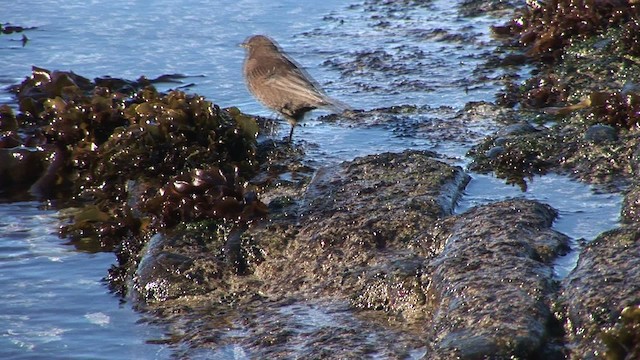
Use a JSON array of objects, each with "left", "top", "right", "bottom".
[
  {"left": 428, "top": 199, "right": 569, "bottom": 359},
  {"left": 253, "top": 150, "right": 468, "bottom": 300},
  {"left": 128, "top": 151, "right": 575, "bottom": 358},
  {"left": 127, "top": 150, "right": 469, "bottom": 357},
  {"left": 559, "top": 227, "right": 640, "bottom": 360},
  {"left": 130, "top": 150, "right": 466, "bottom": 306},
  {"left": 471, "top": 1, "right": 640, "bottom": 357}
]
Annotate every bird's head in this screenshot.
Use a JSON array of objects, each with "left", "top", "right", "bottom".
[{"left": 240, "top": 35, "right": 279, "bottom": 52}]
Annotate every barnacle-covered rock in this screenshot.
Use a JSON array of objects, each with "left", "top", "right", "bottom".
[{"left": 427, "top": 199, "right": 569, "bottom": 359}]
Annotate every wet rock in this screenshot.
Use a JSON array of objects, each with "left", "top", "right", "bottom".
[
  {"left": 469, "top": 114, "right": 640, "bottom": 192},
  {"left": 251, "top": 137, "right": 315, "bottom": 203},
  {"left": 483, "top": 121, "right": 544, "bottom": 166},
  {"left": 129, "top": 150, "right": 471, "bottom": 356},
  {"left": 559, "top": 227, "right": 640, "bottom": 359},
  {"left": 253, "top": 150, "right": 469, "bottom": 304},
  {"left": 468, "top": 127, "right": 558, "bottom": 191},
  {"left": 426, "top": 199, "right": 570, "bottom": 359},
  {"left": 496, "top": 121, "right": 538, "bottom": 136},
  {"left": 621, "top": 184, "right": 640, "bottom": 224},
  {"left": 484, "top": 145, "right": 505, "bottom": 159},
  {"left": 129, "top": 222, "right": 263, "bottom": 305},
  {"left": 0, "top": 131, "right": 22, "bottom": 148},
  {"left": 128, "top": 147, "right": 579, "bottom": 358},
  {"left": 29, "top": 147, "right": 68, "bottom": 198},
  {"left": 352, "top": 256, "right": 427, "bottom": 318},
  {"left": 0, "top": 105, "right": 18, "bottom": 131},
  {"left": 584, "top": 124, "right": 618, "bottom": 144},
  {"left": 459, "top": 0, "right": 521, "bottom": 18}
]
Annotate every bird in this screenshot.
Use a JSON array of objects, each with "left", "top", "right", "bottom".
[{"left": 241, "top": 34, "right": 350, "bottom": 142}]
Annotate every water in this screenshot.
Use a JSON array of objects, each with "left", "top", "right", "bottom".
[
  {"left": 0, "top": 0, "right": 622, "bottom": 358},
  {"left": 457, "top": 173, "right": 621, "bottom": 278},
  {"left": 1, "top": 0, "right": 355, "bottom": 111},
  {"left": 0, "top": 202, "right": 169, "bottom": 359}
]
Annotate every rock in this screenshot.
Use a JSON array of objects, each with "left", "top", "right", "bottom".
[
  {"left": 129, "top": 150, "right": 471, "bottom": 355},
  {"left": 253, "top": 150, "right": 469, "bottom": 306},
  {"left": 129, "top": 222, "right": 262, "bottom": 306},
  {"left": 584, "top": 124, "right": 618, "bottom": 143},
  {"left": 128, "top": 151, "right": 576, "bottom": 358},
  {"left": 497, "top": 122, "right": 538, "bottom": 136},
  {"left": 485, "top": 145, "right": 505, "bottom": 159},
  {"left": 559, "top": 227, "right": 640, "bottom": 359},
  {"left": 0, "top": 147, "right": 47, "bottom": 195},
  {"left": 621, "top": 184, "right": 640, "bottom": 224},
  {"left": 427, "top": 199, "right": 570, "bottom": 359}
]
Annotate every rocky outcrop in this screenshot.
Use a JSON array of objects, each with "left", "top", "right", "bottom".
[{"left": 129, "top": 150, "right": 575, "bottom": 358}]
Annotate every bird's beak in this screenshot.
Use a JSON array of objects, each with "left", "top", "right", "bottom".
[{"left": 239, "top": 41, "right": 247, "bottom": 48}]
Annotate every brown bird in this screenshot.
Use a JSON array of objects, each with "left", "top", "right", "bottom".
[{"left": 241, "top": 35, "right": 350, "bottom": 142}]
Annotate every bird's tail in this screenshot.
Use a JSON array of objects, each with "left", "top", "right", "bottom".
[{"left": 322, "top": 96, "right": 351, "bottom": 114}]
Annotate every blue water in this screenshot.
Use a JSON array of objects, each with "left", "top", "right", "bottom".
[
  {"left": 1, "top": 0, "right": 357, "bottom": 112},
  {"left": 0, "top": 202, "right": 170, "bottom": 359},
  {"left": 457, "top": 173, "right": 621, "bottom": 278},
  {"left": 0, "top": 0, "right": 622, "bottom": 358}
]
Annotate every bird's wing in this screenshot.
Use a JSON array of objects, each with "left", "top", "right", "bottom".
[
  {"left": 266, "top": 67, "right": 351, "bottom": 112},
  {"left": 264, "top": 66, "right": 329, "bottom": 106}
]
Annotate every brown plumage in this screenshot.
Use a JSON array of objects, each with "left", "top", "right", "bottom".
[{"left": 241, "top": 35, "right": 350, "bottom": 142}]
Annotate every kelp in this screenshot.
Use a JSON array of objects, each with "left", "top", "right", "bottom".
[
  {"left": 3, "top": 66, "right": 266, "bottom": 252},
  {"left": 495, "top": 0, "right": 639, "bottom": 61}
]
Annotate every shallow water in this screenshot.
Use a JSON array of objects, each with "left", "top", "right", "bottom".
[
  {"left": 457, "top": 173, "right": 621, "bottom": 278},
  {"left": 0, "top": 0, "right": 622, "bottom": 358},
  {"left": 0, "top": 202, "right": 169, "bottom": 359}
]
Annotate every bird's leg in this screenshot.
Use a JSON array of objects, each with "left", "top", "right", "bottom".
[{"left": 288, "top": 124, "right": 295, "bottom": 143}]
